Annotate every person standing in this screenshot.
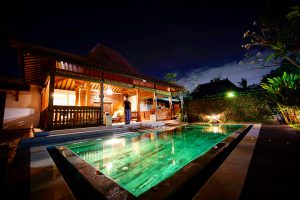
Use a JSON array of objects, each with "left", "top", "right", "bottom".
[{"left": 124, "top": 94, "right": 131, "bottom": 124}]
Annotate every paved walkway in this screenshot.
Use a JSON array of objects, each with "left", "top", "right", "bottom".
[
  {"left": 240, "top": 125, "right": 300, "bottom": 199},
  {"left": 193, "top": 124, "right": 300, "bottom": 200},
  {"left": 193, "top": 124, "right": 261, "bottom": 200}
]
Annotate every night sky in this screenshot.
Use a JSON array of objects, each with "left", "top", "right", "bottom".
[{"left": 0, "top": 0, "right": 295, "bottom": 89}]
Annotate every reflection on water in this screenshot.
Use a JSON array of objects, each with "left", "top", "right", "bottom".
[
  {"left": 204, "top": 124, "right": 227, "bottom": 134},
  {"left": 67, "top": 124, "right": 243, "bottom": 197}
]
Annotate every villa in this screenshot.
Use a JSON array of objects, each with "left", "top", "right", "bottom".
[{"left": 1, "top": 39, "right": 183, "bottom": 130}]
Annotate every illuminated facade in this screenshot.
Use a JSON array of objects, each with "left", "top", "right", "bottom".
[{"left": 7, "top": 40, "right": 183, "bottom": 130}]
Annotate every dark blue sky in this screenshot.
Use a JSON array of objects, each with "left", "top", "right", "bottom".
[{"left": 0, "top": 0, "right": 285, "bottom": 80}]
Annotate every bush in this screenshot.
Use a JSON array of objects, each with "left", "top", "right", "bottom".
[{"left": 185, "top": 93, "right": 273, "bottom": 123}]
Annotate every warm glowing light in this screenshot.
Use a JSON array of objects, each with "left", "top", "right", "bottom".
[
  {"left": 106, "top": 88, "right": 113, "bottom": 95},
  {"left": 171, "top": 139, "right": 175, "bottom": 154},
  {"left": 209, "top": 114, "right": 220, "bottom": 124},
  {"left": 213, "top": 125, "right": 219, "bottom": 133},
  {"left": 211, "top": 115, "right": 218, "bottom": 120},
  {"left": 53, "top": 90, "right": 75, "bottom": 105},
  {"left": 104, "top": 138, "right": 125, "bottom": 146},
  {"left": 106, "top": 162, "right": 113, "bottom": 175},
  {"left": 53, "top": 93, "right": 68, "bottom": 105},
  {"left": 206, "top": 124, "right": 226, "bottom": 134},
  {"left": 106, "top": 162, "right": 113, "bottom": 170},
  {"left": 172, "top": 159, "right": 176, "bottom": 166},
  {"left": 226, "top": 91, "right": 235, "bottom": 98}
]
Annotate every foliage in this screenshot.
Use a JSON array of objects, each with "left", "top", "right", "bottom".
[
  {"left": 164, "top": 73, "right": 177, "bottom": 83},
  {"left": 261, "top": 72, "right": 300, "bottom": 124},
  {"left": 186, "top": 93, "right": 273, "bottom": 123},
  {"left": 238, "top": 78, "right": 248, "bottom": 89},
  {"left": 242, "top": 4, "right": 300, "bottom": 68},
  {"left": 261, "top": 72, "right": 300, "bottom": 106},
  {"left": 261, "top": 63, "right": 300, "bottom": 83}
]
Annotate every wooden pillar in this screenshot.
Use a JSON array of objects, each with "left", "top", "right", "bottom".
[
  {"left": 75, "top": 86, "right": 80, "bottom": 106},
  {"left": 152, "top": 93, "right": 157, "bottom": 110},
  {"left": 47, "top": 64, "right": 55, "bottom": 130},
  {"left": 0, "top": 92, "right": 6, "bottom": 129},
  {"left": 86, "top": 81, "right": 91, "bottom": 106},
  {"left": 136, "top": 89, "right": 141, "bottom": 122},
  {"left": 100, "top": 80, "right": 104, "bottom": 125},
  {"left": 168, "top": 96, "right": 172, "bottom": 109},
  {"left": 169, "top": 96, "right": 173, "bottom": 120},
  {"left": 151, "top": 92, "right": 157, "bottom": 122}
]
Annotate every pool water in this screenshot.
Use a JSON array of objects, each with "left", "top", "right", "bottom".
[{"left": 66, "top": 124, "right": 243, "bottom": 197}]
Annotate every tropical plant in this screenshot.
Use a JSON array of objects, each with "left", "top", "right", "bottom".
[
  {"left": 164, "top": 73, "right": 177, "bottom": 83},
  {"left": 261, "top": 72, "right": 300, "bottom": 124},
  {"left": 242, "top": 5, "right": 300, "bottom": 68}
]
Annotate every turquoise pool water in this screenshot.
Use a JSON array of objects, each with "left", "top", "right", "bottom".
[{"left": 66, "top": 124, "right": 243, "bottom": 197}]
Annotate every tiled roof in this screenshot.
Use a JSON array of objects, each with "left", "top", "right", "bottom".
[
  {"left": 88, "top": 44, "right": 140, "bottom": 75},
  {"left": 11, "top": 40, "right": 183, "bottom": 91}
]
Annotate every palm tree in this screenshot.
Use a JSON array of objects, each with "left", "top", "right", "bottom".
[{"left": 238, "top": 78, "right": 248, "bottom": 89}]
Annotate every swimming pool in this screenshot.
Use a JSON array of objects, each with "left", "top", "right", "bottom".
[{"left": 65, "top": 124, "right": 244, "bottom": 197}]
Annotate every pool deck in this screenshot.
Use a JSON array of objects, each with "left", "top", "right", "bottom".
[{"left": 2, "top": 123, "right": 300, "bottom": 199}]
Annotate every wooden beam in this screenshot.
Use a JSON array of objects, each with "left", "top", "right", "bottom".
[
  {"left": 153, "top": 92, "right": 157, "bottom": 111},
  {"left": 15, "top": 90, "right": 19, "bottom": 101},
  {"left": 47, "top": 61, "right": 56, "bottom": 130},
  {"left": 169, "top": 96, "right": 172, "bottom": 109},
  {"left": 136, "top": 89, "right": 141, "bottom": 121},
  {"left": 17, "top": 48, "right": 26, "bottom": 83},
  {"left": 0, "top": 92, "right": 6, "bottom": 129},
  {"left": 86, "top": 81, "right": 91, "bottom": 106},
  {"left": 75, "top": 87, "right": 80, "bottom": 106},
  {"left": 169, "top": 96, "right": 173, "bottom": 119},
  {"left": 100, "top": 79, "right": 104, "bottom": 125}
]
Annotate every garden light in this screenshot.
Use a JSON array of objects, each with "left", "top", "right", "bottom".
[{"left": 226, "top": 91, "right": 235, "bottom": 98}]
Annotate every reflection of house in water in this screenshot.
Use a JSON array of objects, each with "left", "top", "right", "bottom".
[{"left": 0, "top": 39, "right": 183, "bottom": 130}]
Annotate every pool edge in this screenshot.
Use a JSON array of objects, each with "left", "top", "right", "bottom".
[{"left": 47, "top": 124, "right": 253, "bottom": 200}]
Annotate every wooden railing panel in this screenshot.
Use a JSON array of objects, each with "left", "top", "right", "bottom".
[{"left": 40, "top": 106, "right": 101, "bottom": 130}]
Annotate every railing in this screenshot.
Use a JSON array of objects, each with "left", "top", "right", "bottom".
[{"left": 40, "top": 106, "right": 101, "bottom": 130}]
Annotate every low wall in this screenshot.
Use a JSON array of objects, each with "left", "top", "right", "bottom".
[
  {"left": 2, "top": 85, "right": 41, "bottom": 130},
  {"left": 156, "top": 108, "right": 172, "bottom": 121}
]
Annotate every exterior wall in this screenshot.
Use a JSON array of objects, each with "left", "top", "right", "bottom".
[
  {"left": 53, "top": 89, "right": 75, "bottom": 106},
  {"left": 2, "top": 85, "right": 41, "bottom": 130},
  {"left": 129, "top": 95, "right": 137, "bottom": 112}
]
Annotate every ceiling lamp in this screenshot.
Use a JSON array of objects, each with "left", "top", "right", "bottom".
[{"left": 106, "top": 87, "right": 113, "bottom": 95}]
